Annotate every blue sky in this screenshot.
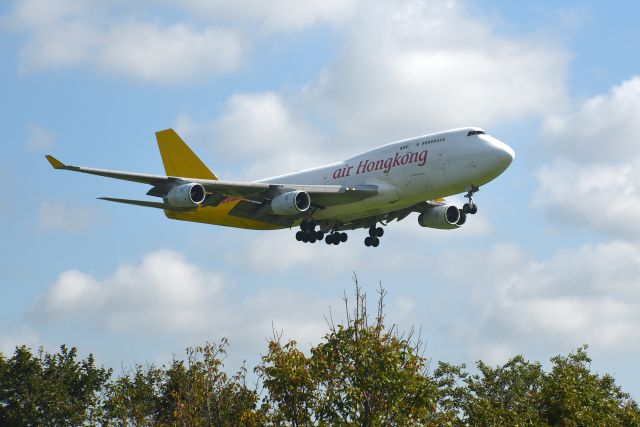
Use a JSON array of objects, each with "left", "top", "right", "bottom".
[{"left": 2, "top": 0, "right": 640, "bottom": 396}]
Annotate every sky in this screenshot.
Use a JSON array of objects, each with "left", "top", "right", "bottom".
[{"left": 1, "top": 0, "right": 640, "bottom": 396}]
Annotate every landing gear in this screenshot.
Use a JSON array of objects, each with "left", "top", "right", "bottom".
[
  {"left": 364, "top": 236, "right": 380, "bottom": 247},
  {"left": 325, "top": 231, "right": 348, "bottom": 245},
  {"left": 364, "top": 225, "right": 384, "bottom": 247},
  {"left": 462, "top": 185, "right": 479, "bottom": 215},
  {"left": 297, "top": 221, "right": 323, "bottom": 244}
]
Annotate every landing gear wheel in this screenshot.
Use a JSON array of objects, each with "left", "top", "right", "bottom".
[
  {"left": 376, "top": 227, "right": 384, "bottom": 237},
  {"left": 316, "top": 230, "right": 324, "bottom": 240},
  {"left": 309, "top": 235, "right": 316, "bottom": 243},
  {"left": 296, "top": 231, "right": 303, "bottom": 241},
  {"left": 364, "top": 236, "right": 372, "bottom": 247},
  {"left": 463, "top": 185, "right": 480, "bottom": 215},
  {"left": 340, "top": 232, "right": 348, "bottom": 243},
  {"left": 325, "top": 235, "right": 333, "bottom": 245},
  {"left": 371, "top": 237, "right": 380, "bottom": 247},
  {"left": 368, "top": 227, "right": 377, "bottom": 237}
]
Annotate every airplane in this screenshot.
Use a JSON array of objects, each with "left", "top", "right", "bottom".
[{"left": 45, "top": 127, "right": 514, "bottom": 247}]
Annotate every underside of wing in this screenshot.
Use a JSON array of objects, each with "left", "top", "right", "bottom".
[{"left": 98, "top": 197, "right": 194, "bottom": 212}]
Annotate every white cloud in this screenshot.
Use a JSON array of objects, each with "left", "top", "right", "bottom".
[
  {"left": 449, "top": 241, "right": 640, "bottom": 361},
  {"left": 534, "top": 76, "right": 640, "bottom": 238},
  {"left": 37, "top": 201, "right": 97, "bottom": 232},
  {"left": 26, "top": 123, "right": 55, "bottom": 151},
  {"left": 534, "top": 160, "right": 640, "bottom": 238},
  {"left": 176, "top": 92, "right": 329, "bottom": 179},
  {"left": 179, "top": 0, "right": 359, "bottom": 32},
  {"left": 6, "top": 0, "right": 245, "bottom": 82},
  {"left": 301, "top": 0, "right": 569, "bottom": 145},
  {"left": 36, "top": 249, "right": 334, "bottom": 353},
  {"left": 39, "top": 250, "right": 225, "bottom": 333},
  {"left": 176, "top": 0, "right": 568, "bottom": 178},
  {"left": 541, "top": 76, "right": 640, "bottom": 162}
]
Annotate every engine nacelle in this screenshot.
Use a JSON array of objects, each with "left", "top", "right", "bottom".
[
  {"left": 165, "top": 183, "right": 206, "bottom": 207},
  {"left": 271, "top": 191, "right": 311, "bottom": 215},
  {"left": 418, "top": 204, "right": 465, "bottom": 230}
]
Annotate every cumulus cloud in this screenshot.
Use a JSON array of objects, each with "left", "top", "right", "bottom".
[
  {"left": 5, "top": 0, "right": 245, "bottom": 82},
  {"left": 541, "top": 76, "right": 640, "bottom": 162},
  {"left": 534, "top": 160, "right": 640, "bottom": 238},
  {"left": 178, "top": 0, "right": 359, "bottom": 32},
  {"left": 446, "top": 241, "right": 640, "bottom": 363},
  {"left": 37, "top": 201, "right": 97, "bottom": 232},
  {"left": 36, "top": 249, "right": 332, "bottom": 350},
  {"left": 177, "top": 0, "right": 568, "bottom": 178},
  {"left": 535, "top": 76, "right": 640, "bottom": 238},
  {"left": 38, "top": 250, "right": 225, "bottom": 333},
  {"left": 176, "top": 93, "right": 329, "bottom": 179},
  {"left": 301, "top": 0, "right": 569, "bottom": 145}
]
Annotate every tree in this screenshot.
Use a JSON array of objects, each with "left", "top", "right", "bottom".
[
  {"left": 541, "top": 345, "right": 640, "bottom": 426},
  {"left": 0, "top": 345, "right": 111, "bottom": 426},
  {"left": 104, "top": 339, "right": 264, "bottom": 426},
  {"left": 257, "top": 280, "right": 439, "bottom": 426}
]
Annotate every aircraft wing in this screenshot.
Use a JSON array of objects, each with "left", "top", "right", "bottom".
[{"left": 45, "top": 155, "right": 378, "bottom": 214}]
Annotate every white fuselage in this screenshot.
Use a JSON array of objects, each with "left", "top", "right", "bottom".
[{"left": 258, "top": 127, "right": 514, "bottom": 222}]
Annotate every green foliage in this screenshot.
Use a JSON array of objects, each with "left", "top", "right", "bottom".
[
  {"left": 1, "top": 282, "right": 639, "bottom": 426},
  {"left": 541, "top": 345, "right": 640, "bottom": 426},
  {"left": 104, "top": 339, "right": 264, "bottom": 426},
  {"left": 0, "top": 345, "right": 111, "bottom": 426},
  {"left": 257, "top": 282, "right": 439, "bottom": 426}
]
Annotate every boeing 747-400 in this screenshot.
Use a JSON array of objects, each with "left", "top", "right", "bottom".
[{"left": 46, "top": 127, "right": 514, "bottom": 247}]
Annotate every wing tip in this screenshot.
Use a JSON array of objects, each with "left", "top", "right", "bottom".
[{"left": 45, "top": 155, "right": 65, "bottom": 169}]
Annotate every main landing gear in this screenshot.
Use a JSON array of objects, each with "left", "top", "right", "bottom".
[
  {"left": 296, "top": 221, "right": 324, "bottom": 243},
  {"left": 364, "top": 226, "right": 384, "bottom": 247},
  {"left": 462, "top": 185, "right": 479, "bottom": 215},
  {"left": 325, "top": 231, "right": 348, "bottom": 245}
]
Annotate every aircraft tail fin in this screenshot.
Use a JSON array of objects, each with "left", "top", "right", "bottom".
[{"left": 155, "top": 129, "right": 219, "bottom": 180}]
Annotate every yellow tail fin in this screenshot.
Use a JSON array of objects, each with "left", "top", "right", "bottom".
[{"left": 155, "top": 129, "right": 218, "bottom": 180}]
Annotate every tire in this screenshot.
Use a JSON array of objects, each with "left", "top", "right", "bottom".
[
  {"left": 470, "top": 204, "right": 478, "bottom": 214},
  {"left": 302, "top": 235, "right": 309, "bottom": 243},
  {"left": 364, "top": 236, "right": 371, "bottom": 247},
  {"left": 309, "top": 235, "right": 316, "bottom": 243},
  {"left": 376, "top": 227, "right": 384, "bottom": 237},
  {"left": 316, "top": 230, "right": 324, "bottom": 240},
  {"left": 340, "top": 233, "right": 348, "bottom": 242},
  {"left": 325, "top": 235, "right": 332, "bottom": 244},
  {"left": 372, "top": 237, "right": 379, "bottom": 247},
  {"left": 296, "top": 231, "right": 303, "bottom": 241},
  {"left": 462, "top": 203, "right": 470, "bottom": 214}
]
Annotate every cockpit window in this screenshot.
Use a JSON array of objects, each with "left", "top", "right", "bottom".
[{"left": 467, "top": 130, "right": 486, "bottom": 136}]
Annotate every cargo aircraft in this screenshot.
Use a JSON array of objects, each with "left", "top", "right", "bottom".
[{"left": 46, "top": 127, "right": 514, "bottom": 247}]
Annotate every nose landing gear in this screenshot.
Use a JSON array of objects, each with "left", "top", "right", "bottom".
[{"left": 462, "top": 185, "right": 479, "bottom": 215}]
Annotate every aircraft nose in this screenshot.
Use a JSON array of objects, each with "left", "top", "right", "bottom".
[
  {"left": 484, "top": 136, "right": 515, "bottom": 172},
  {"left": 497, "top": 140, "right": 515, "bottom": 167}
]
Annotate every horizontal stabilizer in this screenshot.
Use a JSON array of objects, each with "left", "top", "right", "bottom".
[{"left": 98, "top": 197, "right": 194, "bottom": 212}]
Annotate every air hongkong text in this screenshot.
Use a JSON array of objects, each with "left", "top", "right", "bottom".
[{"left": 332, "top": 149, "right": 428, "bottom": 179}]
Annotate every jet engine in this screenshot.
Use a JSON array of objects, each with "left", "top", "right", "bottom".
[
  {"left": 417, "top": 204, "right": 465, "bottom": 229},
  {"left": 271, "top": 190, "right": 311, "bottom": 215},
  {"left": 165, "top": 183, "right": 206, "bottom": 207}
]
